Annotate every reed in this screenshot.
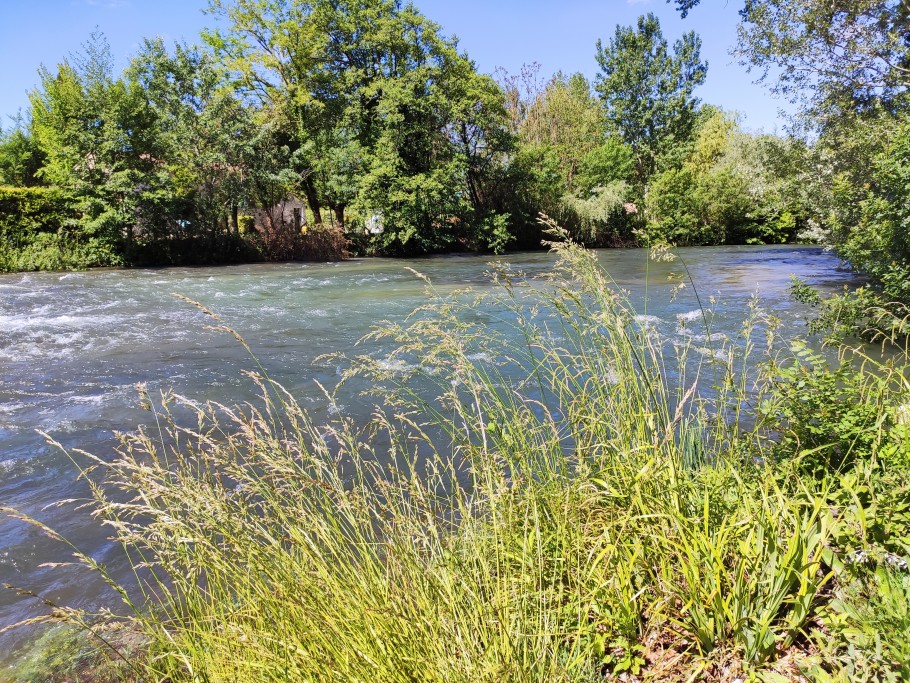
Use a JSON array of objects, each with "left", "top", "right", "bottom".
[{"left": 10, "top": 236, "right": 910, "bottom": 681}]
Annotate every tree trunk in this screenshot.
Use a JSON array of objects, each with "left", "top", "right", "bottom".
[
  {"left": 334, "top": 204, "right": 345, "bottom": 229},
  {"left": 303, "top": 178, "right": 322, "bottom": 225},
  {"left": 231, "top": 205, "right": 239, "bottom": 233}
]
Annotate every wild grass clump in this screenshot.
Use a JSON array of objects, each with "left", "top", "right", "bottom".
[{"left": 9, "top": 236, "right": 910, "bottom": 681}]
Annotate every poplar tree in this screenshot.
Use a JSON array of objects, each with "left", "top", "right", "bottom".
[{"left": 594, "top": 13, "right": 707, "bottom": 187}]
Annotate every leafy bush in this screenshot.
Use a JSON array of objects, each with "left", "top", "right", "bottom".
[
  {"left": 759, "top": 342, "right": 896, "bottom": 474},
  {"left": 556, "top": 181, "right": 630, "bottom": 245},
  {"left": 0, "top": 185, "right": 74, "bottom": 237},
  {"left": 0, "top": 185, "right": 128, "bottom": 271},
  {"left": 790, "top": 276, "right": 910, "bottom": 345}
]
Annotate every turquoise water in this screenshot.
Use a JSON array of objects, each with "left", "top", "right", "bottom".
[{"left": 0, "top": 245, "right": 858, "bottom": 662}]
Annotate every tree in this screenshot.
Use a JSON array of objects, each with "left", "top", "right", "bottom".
[
  {"left": 128, "top": 39, "right": 276, "bottom": 237},
  {"left": 739, "top": 0, "right": 910, "bottom": 111},
  {"left": 671, "top": 0, "right": 910, "bottom": 306},
  {"left": 670, "top": 0, "right": 910, "bottom": 110},
  {"left": 575, "top": 138, "right": 634, "bottom": 196},
  {"left": 29, "top": 31, "right": 161, "bottom": 264},
  {"left": 842, "top": 121, "right": 910, "bottom": 293},
  {"left": 0, "top": 114, "right": 43, "bottom": 186},
  {"left": 205, "top": 0, "right": 515, "bottom": 254},
  {"left": 501, "top": 68, "right": 636, "bottom": 245},
  {"left": 645, "top": 110, "right": 802, "bottom": 245},
  {"left": 520, "top": 72, "right": 603, "bottom": 189},
  {"left": 203, "top": 0, "right": 334, "bottom": 224},
  {"left": 595, "top": 13, "right": 707, "bottom": 187}
]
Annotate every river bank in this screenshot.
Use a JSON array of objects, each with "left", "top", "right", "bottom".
[{"left": 4, "top": 244, "right": 899, "bottom": 681}]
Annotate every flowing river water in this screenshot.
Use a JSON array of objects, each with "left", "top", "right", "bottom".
[{"left": 0, "top": 245, "right": 860, "bottom": 664}]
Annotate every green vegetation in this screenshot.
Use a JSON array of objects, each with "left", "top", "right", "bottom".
[
  {"left": 668, "top": 0, "right": 910, "bottom": 341},
  {"left": 595, "top": 12, "right": 706, "bottom": 189},
  {"left": 1, "top": 0, "right": 907, "bottom": 295},
  {"left": 10, "top": 238, "right": 910, "bottom": 681},
  {"left": 0, "top": 0, "right": 826, "bottom": 272},
  {"left": 6, "top": 0, "right": 910, "bottom": 678}
]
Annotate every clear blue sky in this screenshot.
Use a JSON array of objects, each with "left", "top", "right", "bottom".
[{"left": 0, "top": 0, "right": 792, "bottom": 133}]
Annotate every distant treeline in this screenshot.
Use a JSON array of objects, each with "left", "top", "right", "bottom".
[{"left": 1, "top": 0, "right": 909, "bottom": 289}]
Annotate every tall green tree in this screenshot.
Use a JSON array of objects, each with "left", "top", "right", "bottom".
[
  {"left": 520, "top": 73, "right": 603, "bottom": 188},
  {"left": 203, "top": 0, "right": 334, "bottom": 224},
  {"left": 128, "top": 39, "right": 281, "bottom": 238},
  {"left": 595, "top": 13, "right": 707, "bottom": 187},
  {"left": 29, "top": 31, "right": 160, "bottom": 263},
  {"left": 503, "top": 68, "right": 635, "bottom": 245},
  {"left": 205, "top": 0, "right": 514, "bottom": 254}
]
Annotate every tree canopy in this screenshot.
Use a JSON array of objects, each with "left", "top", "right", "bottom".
[
  {"left": 595, "top": 13, "right": 707, "bottom": 187},
  {"left": 0, "top": 1, "right": 835, "bottom": 270}
]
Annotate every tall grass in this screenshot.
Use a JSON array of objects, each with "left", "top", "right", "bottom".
[{"left": 10, "top": 236, "right": 910, "bottom": 681}]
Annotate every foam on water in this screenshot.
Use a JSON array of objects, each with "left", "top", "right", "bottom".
[
  {"left": 356, "top": 275, "right": 393, "bottom": 285},
  {"left": 677, "top": 309, "right": 705, "bottom": 323},
  {"left": 601, "top": 368, "right": 620, "bottom": 385},
  {"left": 695, "top": 346, "right": 729, "bottom": 361},
  {"left": 0, "top": 312, "right": 123, "bottom": 332},
  {"left": 0, "top": 402, "right": 28, "bottom": 416},
  {"left": 376, "top": 358, "right": 417, "bottom": 374},
  {"left": 678, "top": 330, "right": 727, "bottom": 343}
]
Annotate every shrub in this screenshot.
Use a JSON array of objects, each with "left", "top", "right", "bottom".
[
  {"left": 0, "top": 185, "right": 126, "bottom": 271},
  {"left": 0, "top": 185, "right": 74, "bottom": 237},
  {"left": 759, "top": 342, "right": 897, "bottom": 474}
]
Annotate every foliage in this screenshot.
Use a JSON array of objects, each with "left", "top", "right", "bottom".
[
  {"left": 595, "top": 13, "right": 707, "bottom": 188},
  {"left": 671, "top": 0, "right": 910, "bottom": 343},
  {"left": 127, "top": 39, "right": 277, "bottom": 243},
  {"left": 0, "top": 3, "right": 821, "bottom": 269},
  {"left": 0, "top": 185, "right": 73, "bottom": 236},
  {"left": 809, "top": 567, "right": 910, "bottom": 681},
  {"left": 0, "top": 0, "right": 866, "bottom": 267},
  {"left": 0, "top": 116, "right": 43, "bottom": 186},
  {"left": 735, "top": 0, "right": 910, "bottom": 110},
  {"left": 643, "top": 165, "right": 702, "bottom": 244},
  {"left": 789, "top": 277, "right": 904, "bottom": 344},
  {"left": 788, "top": 119, "right": 910, "bottom": 343},
  {"left": 575, "top": 138, "right": 634, "bottom": 195},
  {"left": 0, "top": 185, "right": 124, "bottom": 271},
  {"left": 519, "top": 72, "right": 605, "bottom": 191},
  {"left": 671, "top": 0, "right": 910, "bottom": 108},
  {"left": 844, "top": 121, "right": 910, "bottom": 286},
  {"left": 204, "top": 0, "right": 515, "bottom": 255},
  {"left": 759, "top": 342, "right": 896, "bottom": 474},
  {"left": 502, "top": 68, "right": 637, "bottom": 245},
  {"left": 644, "top": 111, "right": 802, "bottom": 245},
  {"left": 30, "top": 32, "right": 163, "bottom": 251},
  {"left": 556, "top": 181, "right": 630, "bottom": 245}
]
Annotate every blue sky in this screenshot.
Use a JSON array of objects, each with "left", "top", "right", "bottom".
[{"left": 0, "top": 0, "right": 793, "bottom": 133}]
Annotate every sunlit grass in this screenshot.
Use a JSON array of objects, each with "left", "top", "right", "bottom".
[{"left": 7, "top": 235, "right": 910, "bottom": 681}]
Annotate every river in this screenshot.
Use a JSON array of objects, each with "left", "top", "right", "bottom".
[{"left": 0, "top": 245, "right": 859, "bottom": 663}]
